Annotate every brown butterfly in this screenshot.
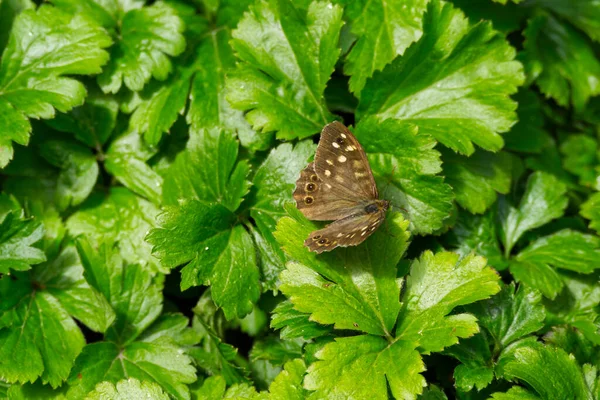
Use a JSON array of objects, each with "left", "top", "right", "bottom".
[{"left": 293, "top": 121, "right": 389, "bottom": 253}]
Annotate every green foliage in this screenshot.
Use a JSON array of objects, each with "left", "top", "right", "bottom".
[{"left": 1, "top": 0, "right": 600, "bottom": 398}]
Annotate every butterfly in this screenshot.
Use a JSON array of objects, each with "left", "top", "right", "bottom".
[{"left": 293, "top": 121, "right": 389, "bottom": 253}]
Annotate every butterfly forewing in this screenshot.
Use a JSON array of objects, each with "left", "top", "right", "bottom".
[
  {"left": 294, "top": 121, "right": 388, "bottom": 253},
  {"left": 314, "top": 121, "right": 378, "bottom": 202},
  {"left": 304, "top": 209, "right": 387, "bottom": 253}
]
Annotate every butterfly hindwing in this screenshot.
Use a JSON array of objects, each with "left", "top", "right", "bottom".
[
  {"left": 304, "top": 208, "right": 387, "bottom": 253},
  {"left": 293, "top": 162, "right": 363, "bottom": 221},
  {"left": 313, "top": 121, "right": 378, "bottom": 202}
]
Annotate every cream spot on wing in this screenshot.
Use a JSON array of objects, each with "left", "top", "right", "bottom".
[
  {"left": 325, "top": 183, "right": 332, "bottom": 189},
  {"left": 361, "top": 226, "right": 368, "bottom": 231},
  {"left": 326, "top": 159, "right": 334, "bottom": 165},
  {"left": 353, "top": 160, "right": 362, "bottom": 168},
  {"left": 332, "top": 142, "right": 340, "bottom": 148},
  {"left": 340, "top": 133, "right": 347, "bottom": 139},
  {"left": 335, "top": 176, "right": 344, "bottom": 183},
  {"left": 325, "top": 170, "right": 331, "bottom": 177},
  {"left": 338, "top": 155, "right": 347, "bottom": 163},
  {"left": 337, "top": 233, "right": 343, "bottom": 237},
  {"left": 355, "top": 172, "right": 367, "bottom": 178},
  {"left": 350, "top": 233, "right": 356, "bottom": 238},
  {"left": 346, "top": 146, "right": 355, "bottom": 151},
  {"left": 361, "top": 231, "right": 367, "bottom": 236}
]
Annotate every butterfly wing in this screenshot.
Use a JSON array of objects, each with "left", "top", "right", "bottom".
[
  {"left": 313, "top": 121, "right": 378, "bottom": 202},
  {"left": 304, "top": 208, "right": 387, "bottom": 253},
  {"left": 293, "top": 162, "right": 364, "bottom": 221}
]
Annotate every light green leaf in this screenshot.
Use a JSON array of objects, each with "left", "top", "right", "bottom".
[
  {"left": 162, "top": 128, "right": 250, "bottom": 212},
  {"left": 277, "top": 210, "right": 410, "bottom": 336},
  {"left": 304, "top": 336, "right": 426, "bottom": 400},
  {"left": 147, "top": 201, "right": 260, "bottom": 319},
  {"left": 50, "top": 0, "right": 145, "bottom": 29},
  {"left": 522, "top": 13, "right": 600, "bottom": 111},
  {"left": 356, "top": 117, "right": 454, "bottom": 234},
  {"left": 104, "top": 128, "right": 162, "bottom": 204},
  {"left": 545, "top": 326, "right": 600, "bottom": 367},
  {"left": 0, "top": 0, "right": 33, "bottom": 53},
  {"left": 357, "top": 0, "right": 524, "bottom": 155},
  {"left": 192, "top": 376, "right": 226, "bottom": 400},
  {"left": 85, "top": 378, "right": 169, "bottom": 400},
  {"left": 490, "top": 387, "right": 541, "bottom": 400},
  {"left": 38, "top": 139, "right": 99, "bottom": 210},
  {"left": 227, "top": 0, "right": 342, "bottom": 140},
  {"left": 498, "top": 171, "right": 568, "bottom": 255},
  {"left": 581, "top": 192, "right": 600, "bottom": 234},
  {"left": 0, "top": 5, "right": 111, "bottom": 167},
  {"left": 66, "top": 187, "right": 163, "bottom": 273},
  {"left": 270, "top": 300, "right": 332, "bottom": 340},
  {"left": 340, "top": 0, "right": 428, "bottom": 94},
  {"left": 442, "top": 148, "right": 513, "bottom": 214},
  {"left": 498, "top": 340, "right": 592, "bottom": 399},
  {"left": 509, "top": 260, "right": 564, "bottom": 299},
  {"left": 0, "top": 212, "right": 45, "bottom": 274},
  {"left": 98, "top": 2, "right": 186, "bottom": 93},
  {"left": 268, "top": 359, "right": 306, "bottom": 400},
  {"left": 398, "top": 251, "right": 500, "bottom": 353}
]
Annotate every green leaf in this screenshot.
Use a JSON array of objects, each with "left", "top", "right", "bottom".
[
  {"left": 498, "top": 171, "right": 568, "bottom": 255},
  {"left": 559, "top": 134, "right": 599, "bottom": 189},
  {"left": 277, "top": 210, "right": 410, "bottom": 336},
  {"left": 67, "top": 333, "right": 196, "bottom": 399},
  {"left": 304, "top": 336, "right": 426, "bottom": 400},
  {"left": 163, "top": 128, "right": 250, "bottom": 212},
  {"left": 147, "top": 201, "right": 260, "bottom": 319},
  {"left": 444, "top": 208, "right": 505, "bottom": 270},
  {"left": 498, "top": 340, "right": 592, "bottom": 399},
  {"left": 503, "top": 89, "right": 550, "bottom": 154},
  {"left": 227, "top": 0, "right": 342, "bottom": 140},
  {"left": 0, "top": 212, "right": 46, "bottom": 274},
  {"left": 187, "top": 25, "right": 265, "bottom": 151},
  {"left": 45, "top": 89, "right": 118, "bottom": 148},
  {"left": 76, "top": 239, "right": 162, "bottom": 344},
  {"left": 356, "top": 117, "right": 454, "bottom": 234},
  {"left": 398, "top": 251, "right": 500, "bottom": 353},
  {"left": 581, "top": 192, "right": 600, "bottom": 234},
  {"left": 516, "top": 229, "right": 600, "bottom": 274},
  {"left": 66, "top": 187, "right": 163, "bottom": 273},
  {"left": 357, "top": 0, "right": 524, "bottom": 155},
  {"left": 0, "top": 245, "right": 115, "bottom": 388},
  {"left": 442, "top": 148, "right": 512, "bottom": 214},
  {"left": 522, "top": 13, "right": 600, "bottom": 111},
  {"left": 466, "top": 283, "right": 545, "bottom": 348},
  {"left": 545, "top": 326, "right": 600, "bottom": 367},
  {"left": 104, "top": 128, "right": 163, "bottom": 204},
  {"left": 270, "top": 300, "right": 332, "bottom": 340},
  {"left": 85, "top": 378, "right": 169, "bottom": 400},
  {"left": 98, "top": 2, "right": 186, "bottom": 93},
  {"left": 340, "top": 0, "right": 428, "bottom": 94},
  {"left": 38, "top": 139, "right": 99, "bottom": 210},
  {"left": 509, "top": 260, "right": 564, "bottom": 299},
  {"left": 446, "top": 333, "right": 494, "bottom": 392},
  {"left": 528, "top": 0, "right": 600, "bottom": 42},
  {"left": 0, "top": 5, "right": 111, "bottom": 167}
]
